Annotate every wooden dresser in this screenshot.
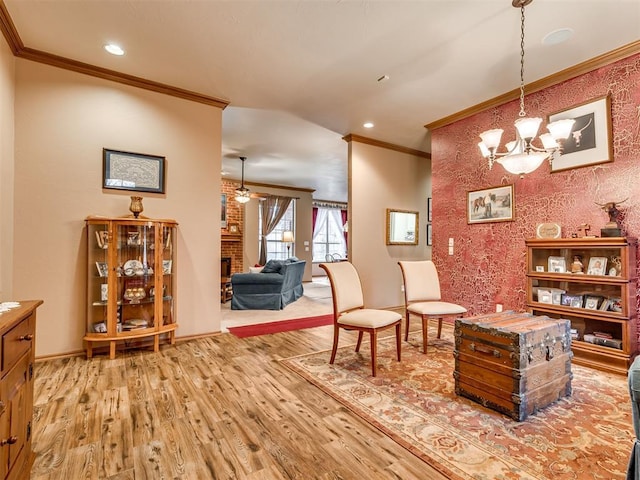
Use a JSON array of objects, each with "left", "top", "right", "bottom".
[{"left": 0, "top": 300, "right": 41, "bottom": 480}]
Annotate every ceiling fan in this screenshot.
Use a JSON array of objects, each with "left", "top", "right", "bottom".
[{"left": 234, "top": 156, "right": 269, "bottom": 202}]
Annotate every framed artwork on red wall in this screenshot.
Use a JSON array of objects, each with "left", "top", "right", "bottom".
[
  {"left": 548, "top": 94, "right": 612, "bottom": 173},
  {"left": 467, "top": 184, "right": 514, "bottom": 224}
]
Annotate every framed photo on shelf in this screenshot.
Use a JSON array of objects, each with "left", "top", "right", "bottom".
[
  {"left": 228, "top": 222, "right": 240, "bottom": 234},
  {"left": 537, "top": 289, "right": 552, "bottom": 304},
  {"left": 162, "top": 259, "right": 173, "bottom": 275},
  {"left": 103, "top": 148, "right": 166, "bottom": 194},
  {"left": 467, "top": 184, "right": 514, "bottom": 224},
  {"left": 587, "top": 257, "right": 607, "bottom": 276},
  {"left": 548, "top": 256, "right": 567, "bottom": 273},
  {"left": 95, "top": 261, "right": 109, "bottom": 277},
  {"left": 561, "top": 293, "right": 583, "bottom": 308},
  {"left": 584, "top": 296, "right": 601, "bottom": 310},
  {"left": 609, "top": 297, "right": 622, "bottom": 313},
  {"left": 548, "top": 95, "right": 613, "bottom": 173}
]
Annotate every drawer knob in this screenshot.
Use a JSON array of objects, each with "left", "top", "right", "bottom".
[
  {"left": 0, "top": 436, "right": 17, "bottom": 446},
  {"left": 18, "top": 334, "right": 33, "bottom": 342}
]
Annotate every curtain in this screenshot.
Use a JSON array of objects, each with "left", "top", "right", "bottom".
[
  {"left": 312, "top": 207, "right": 318, "bottom": 234},
  {"left": 259, "top": 196, "right": 292, "bottom": 265},
  {"left": 341, "top": 208, "right": 348, "bottom": 248}
]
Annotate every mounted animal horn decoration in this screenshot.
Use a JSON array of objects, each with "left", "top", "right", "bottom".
[{"left": 595, "top": 198, "right": 628, "bottom": 237}]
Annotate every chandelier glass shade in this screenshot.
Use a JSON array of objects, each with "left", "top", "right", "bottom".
[
  {"left": 235, "top": 156, "right": 251, "bottom": 203},
  {"left": 478, "top": 0, "right": 575, "bottom": 176}
]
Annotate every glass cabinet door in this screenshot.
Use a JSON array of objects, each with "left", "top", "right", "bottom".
[
  {"left": 160, "top": 224, "right": 176, "bottom": 328},
  {"left": 87, "top": 222, "right": 110, "bottom": 335},
  {"left": 117, "top": 221, "right": 155, "bottom": 332}
]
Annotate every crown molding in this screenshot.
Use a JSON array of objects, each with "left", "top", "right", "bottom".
[
  {"left": 425, "top": 40, "right": 640, "bottom": 131},
  {"left": 0, "top": 1, "right": 229, "bottom": 109},
  {"left": 342, "top": 134, "right": 430, "bottom": 159}
]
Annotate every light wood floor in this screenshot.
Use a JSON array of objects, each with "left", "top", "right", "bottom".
[{"left": 31, "top": 325, "right": 448, "bottom": 480}]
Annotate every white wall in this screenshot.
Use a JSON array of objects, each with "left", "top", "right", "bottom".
[
  {"left": 0, "top": 38, "right": 15, "bottom": 301},
  {"left": 349, "top": 141, "right": 431, "bottom": 309},
  {"left": 13, "top": 60, "right": 222, "bottom": 357}
]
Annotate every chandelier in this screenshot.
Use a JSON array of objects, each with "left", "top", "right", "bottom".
[
  {"left": 235, "top": 156, "right": 251, "bottom": 204},
  {"left": 478, "top": 0, "right": 575, "bottom": 177}
]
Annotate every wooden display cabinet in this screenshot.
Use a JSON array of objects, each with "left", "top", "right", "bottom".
[
  {"left": 526, "top": 237, "right": 637, "bottom": 374},
  {"left": 85, "top": 216, "right": 178, "bottom": 359}
]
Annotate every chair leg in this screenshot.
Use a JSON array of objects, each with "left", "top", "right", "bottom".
[
  {"left": 404, "top": 310, "right": 410, "bottom": 341},
  {"left": 421, "top": 315, "right": 428, "bottom": 354},
  {"left": 395, "top": 323, "right": 402, "bottom": 362},
  {"left": 370, "top": 331, "right": 377, "bottom": 376},
  {"left": 437, "top": 318, "right": 443, "bottom": 339},
  {"left": 355, "top": 331, "right": 364, "bottom": 352},
  {"left": 330, "top": 326, "right": 340, "bottom": 364}
]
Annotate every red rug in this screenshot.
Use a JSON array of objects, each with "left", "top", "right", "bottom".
[
  {"left": 228, "top": 314, "right": 333, "bottom": 338},
  {"left": 281, "top": 326, "right": 633, "bottom": 480}
]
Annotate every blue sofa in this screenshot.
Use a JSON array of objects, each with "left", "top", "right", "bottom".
[{"left": 231, "top": 258, "right": 306, "bottom": 310}]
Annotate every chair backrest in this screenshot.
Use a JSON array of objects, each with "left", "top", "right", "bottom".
[
  {"left": 398, "top": 260, "right": 442, "bottom": 303},
  {"left": 319, "top": 262, "right": 364, "bottom": 316}
]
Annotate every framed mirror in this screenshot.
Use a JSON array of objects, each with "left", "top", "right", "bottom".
[{"left": 386, "top": 209, "right": 419, "bottom": 245}]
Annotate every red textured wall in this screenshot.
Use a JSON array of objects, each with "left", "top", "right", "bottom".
[{"left": 431, "top": 52, "right": 640, "bottom": 315}]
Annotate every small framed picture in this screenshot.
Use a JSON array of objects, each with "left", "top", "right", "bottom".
[
  {"left": 548, "top": 256, "right": 567, "bottom": 273},
  {"left": 584, "top": 296, "right": 601, "bottom": 310},
  {"left": 228, "top": 223, "right": 240, "bottom": 234},
  {"left": 587, "top": 257, "right": 607, "bottom": 276},
  {"left": 537, "top": 289, "right": 552, "bottom": 304},
  {"left": 162, "top": 259, "right": 173, "bottom": 274},
  {"left": 100, "top": 284, "right": 109, "bottom": 302},
  {"left": 427, "top": 224, "right": 432, "bottom": 246},
  {"left": 551, "top": 290, "right": 564, "bottom": 305},
  {"left": 609, "top": 297, "right": 622, "bottom": 313},
  {"left": 561, "top": 293, "right": 583, "bottom": 308},
  {"left": 535, "top": 266, "right": 545, "bottom": 272},
  {"left": 95, "top": 262, "right": 109, "bottom": 277}
]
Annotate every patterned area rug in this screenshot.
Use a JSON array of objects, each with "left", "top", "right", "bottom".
[{"left": 281, "top": 326, "right": 634, "bottom": 480}]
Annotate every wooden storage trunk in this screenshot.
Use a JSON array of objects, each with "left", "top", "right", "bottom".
[{"left": 453, "top": 311, "right": 572, "bottom": 421}]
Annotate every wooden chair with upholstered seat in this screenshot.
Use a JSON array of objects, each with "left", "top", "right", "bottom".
[
  {"left": 398, "top": 260, "right": 467, "bottom": 353},
  {"left": 320, "top": 261, "right": 402, "bottom": 376}
]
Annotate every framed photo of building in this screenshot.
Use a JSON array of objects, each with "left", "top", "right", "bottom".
[
  {"left": 467, "top": 184, "right": 514, "bottom": 224},
  {"left": 548, "top": 95, "right": 612, "bottom": 172}
]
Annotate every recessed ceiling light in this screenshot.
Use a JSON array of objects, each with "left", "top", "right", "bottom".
[
  {"left": 104, "top": 44, "right": 125, "bottom": 56},
  {"left": 363, "top": 122, "right": 374, "bottom": 128},
  {"left": 542, "top": 28, "right": 573, "bottom": 46}
]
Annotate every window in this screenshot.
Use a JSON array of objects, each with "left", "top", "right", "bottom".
[
  {"left": 313, "top": 208, "right": 346, "bottom": 262},
  {"left": 260, "top": 201, "right": 295, "bottom": 261}
]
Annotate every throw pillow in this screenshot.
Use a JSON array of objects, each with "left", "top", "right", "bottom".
[
  {"left": 249, "top": 266, "right": 264, "bottom": 274},
  {"left": 261, "top": 260, "right": 284, "bottom": 274}
]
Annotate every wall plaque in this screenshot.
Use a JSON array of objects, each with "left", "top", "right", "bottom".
[{"left": 536, "top": 223, "right": 561, "bottom": 239}]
